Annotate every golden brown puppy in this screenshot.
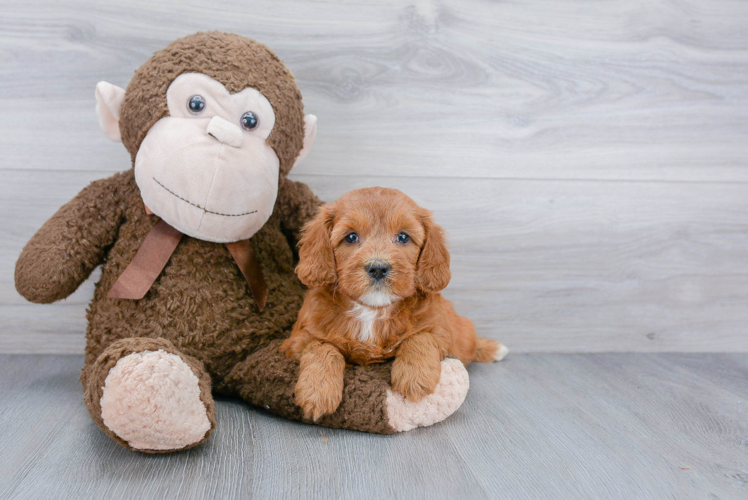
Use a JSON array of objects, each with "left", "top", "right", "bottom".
[{"left": 281, "top": 187, "right": 508, "bottom": 420}]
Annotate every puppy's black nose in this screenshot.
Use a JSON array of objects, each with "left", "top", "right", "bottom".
[{"left": 365, "top": 262, "right": 391, "bottom": 281}]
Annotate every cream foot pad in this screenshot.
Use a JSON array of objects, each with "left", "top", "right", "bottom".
[
  {"left": 386, "top": 358, "right": 470, "bottom": 432},
  {"left": 100, "top": 350, "right": 211, "bottom": 450}
]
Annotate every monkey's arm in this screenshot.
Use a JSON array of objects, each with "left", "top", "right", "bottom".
[
  {"left": 277, "top": 177, "right": 323, "bottom": 247},
  {"left": 224, "top": 339, "right": 470, "bottom": 434},
  {"left": 15, "top": 172, "right": 129, "bottom": 304}
]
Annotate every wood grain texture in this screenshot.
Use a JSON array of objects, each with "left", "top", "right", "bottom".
[
  {"left": 1, "top": 0, "right": 747, "bottom": 353},
  {"left": 3, "top": 0, "right": 748, "bottom": 181},
  {"left": 1, "top": 354, "right": 746, "bottom": 499}
]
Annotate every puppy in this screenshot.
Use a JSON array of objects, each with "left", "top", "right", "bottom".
[{"left": 281, "top": 187, "right": 508, "bottom": 421}]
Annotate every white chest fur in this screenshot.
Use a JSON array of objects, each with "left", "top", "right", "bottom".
[{"left": 347, "top": 302, "right": 383, "bottom": 343}]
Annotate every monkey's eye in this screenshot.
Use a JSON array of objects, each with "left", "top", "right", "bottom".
[
  {"left": 396, "top": 232, "right": 410, "bottom": 244},
  {"left": 241, "top": 111, "right": 259, "bottom": 131},
  {"left": 188, "top": 95, "right": 206, "bottom": 114},
  {"left": 345, "top": 233, "right": 359, "bottom": 244}
]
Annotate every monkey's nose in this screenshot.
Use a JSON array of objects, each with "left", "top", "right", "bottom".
[
  {"left": 365, "top": 262, "right": 391, "bottom": 282},
  {"left": 206, "top": 116, "right": 243, "bottom": 148}
]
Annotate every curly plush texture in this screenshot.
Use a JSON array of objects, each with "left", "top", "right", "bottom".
[{"left": 226, "top": 339, "right": 395, "bottom": 433}]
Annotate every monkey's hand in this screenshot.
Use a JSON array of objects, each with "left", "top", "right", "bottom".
[
  {"left": 15, "top": 171, "right": 128, "bottom": 303},
  {"left": 225, "top": 339, "right": 469, "bottom": 434}
]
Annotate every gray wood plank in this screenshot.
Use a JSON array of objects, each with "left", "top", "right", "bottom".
[
  {"left": 2, "top": 170, "right": 747, "bottom": 353},
  {"left": 0, "top": 353, "right": 746, "bottom": 499},
  {"left": 1, "top": 0, "right": 748, "bottom": 182}
]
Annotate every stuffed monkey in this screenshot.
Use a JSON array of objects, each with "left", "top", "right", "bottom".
[{"left": 14, "top": 32, "right": 469, "bottom": 453}]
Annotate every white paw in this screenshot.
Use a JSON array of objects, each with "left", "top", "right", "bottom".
[
  {"left": 100, "top": 350, "right": 211, "bottom": 451},
  {"left": 494, "top": 343, "right": 509, "bottom": 362},
  {"left": 385, "top": 358, "right": 469, "bottom": 432}
]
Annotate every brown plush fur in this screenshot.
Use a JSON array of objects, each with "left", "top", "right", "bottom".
[
  {"left": 14, "top": 33, "right": 400, "bottom": 451},
  {"left": 281, "top": 188, "right": 502, "bottom": 419}
]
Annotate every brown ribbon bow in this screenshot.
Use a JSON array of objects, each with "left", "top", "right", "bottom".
[{"left": 107, "top": 219, "right": 268, "bottom": 312}]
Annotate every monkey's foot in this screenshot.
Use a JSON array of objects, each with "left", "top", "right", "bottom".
[
  {"left": 385, "top": 358, "right": 469, "bottom": 432},
  {"left": 84, "top": 338, "right": 215, "bottom": 453}
]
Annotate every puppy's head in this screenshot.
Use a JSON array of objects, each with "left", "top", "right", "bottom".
[{"left": 296, "top": 187, "right": 450, "bottom": 306}]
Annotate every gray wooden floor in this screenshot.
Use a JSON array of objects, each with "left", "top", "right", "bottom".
[{"left": 1, "top": 354, "right": 746, "bottom": 500}]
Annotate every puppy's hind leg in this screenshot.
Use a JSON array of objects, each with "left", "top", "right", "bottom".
[
  {"left": 450, "top": 310, "right": 508, "bottom": 363},
  {"left": 475, "top": 337, "right": 509, "bottom": 363}
]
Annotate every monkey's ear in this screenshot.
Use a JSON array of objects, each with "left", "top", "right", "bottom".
[
  {"left": 95, "top": 81, "right": 126, "bottom": 142},
  {"left": 292, "top": 114, "right": 317, "bottom": 168}
]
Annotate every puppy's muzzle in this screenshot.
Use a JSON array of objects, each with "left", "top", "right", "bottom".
[{"left": 365, "top": 261, "right": 390, "bottom": 283}]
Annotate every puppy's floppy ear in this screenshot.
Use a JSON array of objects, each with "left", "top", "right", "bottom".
[
  {"left": 296, "top": 203, "right": 337, "bottom": 287},
  {"left": 416, "top": 209, "right": 451, "bottom": 293}
]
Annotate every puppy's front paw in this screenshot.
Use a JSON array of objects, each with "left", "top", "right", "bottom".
[
  {"left": 391, "top": 357, "right": 442, "bottom": 402},
  {"left": 294, "top": 373, "right": 343, "bottom": 421}
]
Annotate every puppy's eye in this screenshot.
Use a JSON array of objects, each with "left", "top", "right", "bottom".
[
  {"left": 345, "top": 233, "right": 359, "bottom": 244},
  {"left": 188, "top": 95, "right": 206, "bottom": 114},
  {"left": 241, "top": 111, "right": 259, "bottom": 130},
  {"left": 396, "top": 232, "right": 410, "bottom": 244}
]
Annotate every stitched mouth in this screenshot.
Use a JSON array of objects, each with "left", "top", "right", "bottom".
[{"left": 153, "top": 177, "right": 258, "bottom": 217}]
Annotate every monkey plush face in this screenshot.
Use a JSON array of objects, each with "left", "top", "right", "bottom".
[
  {"left": 94, "top": 32, "right": 316, "bottom": 243},
  {"left": 134, "top": 72, "right": 281, "bottom": 242}
]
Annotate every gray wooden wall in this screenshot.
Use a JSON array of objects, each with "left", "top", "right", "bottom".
[{"left": 2, "top": 0, "right": 747, "bottom": 354}]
